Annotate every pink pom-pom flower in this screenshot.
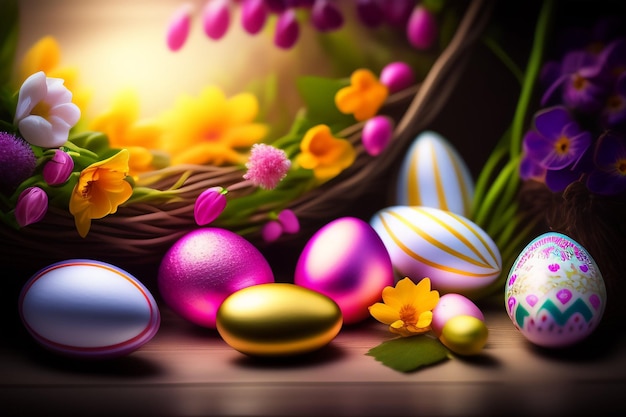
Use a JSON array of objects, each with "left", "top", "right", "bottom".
[{"left": 243, "top": 143, "right": 291, "bottom": 189}]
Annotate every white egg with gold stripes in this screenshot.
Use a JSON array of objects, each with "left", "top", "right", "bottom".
[
  {"left": 370, "top": 206, "right": 501, "bottom": 298},
  {"left": 395, "top": 131, "right": 474, "bottom": 217}
]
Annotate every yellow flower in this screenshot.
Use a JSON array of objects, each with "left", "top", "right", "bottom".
[
  {"left": 369, "top": 277, "right": 440, "bottom": 337},
  {"left": 335, "top": 69, "right": 388, "bottom": 122},
  {"left": 19, "top": 36, "right": 91, "bottom": 114},
  {"left": 296, "top": 124, "right": 356, "bottom": 182},
  {"left": 159, "top": 86, "right": 268, "bottom": 166},
  {"left": 90, "top": 89, "right": 163, "bottom": 176},
  {"left": 69, "top": 149, "right": 133, "bottom": 237}
]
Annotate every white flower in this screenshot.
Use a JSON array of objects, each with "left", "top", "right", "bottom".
[{"left": 14, "top": 71, "right": 81, "bottom": 148}]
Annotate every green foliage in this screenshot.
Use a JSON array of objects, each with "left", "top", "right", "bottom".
[
  {"left": 367, "top": 336, "right": 450, "bottom": 373},
  {"left": 0, "top": 0, "right": 19, "bottom": 87}
]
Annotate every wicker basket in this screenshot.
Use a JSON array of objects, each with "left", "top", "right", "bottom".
[{"left": 1, "top": 0, "right": 494, "bottom": 283}]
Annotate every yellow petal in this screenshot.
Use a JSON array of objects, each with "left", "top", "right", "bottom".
[
  {"left": 19, "top": 36, "right": 61, "bottom": 82},
  {"left": 395, "top": 277, "right": 419, "bottom": 306},
  {"left": 416, "top": 311, "right": 433, "bottom": 329},
  {"left": 226, "top": 93, "right": 259, "bottom": 124},
  {"left": 368, "top": 303, "right": 399, "bottom": 325}
]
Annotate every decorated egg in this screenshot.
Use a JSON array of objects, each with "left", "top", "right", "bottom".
[
  {"left": 431, "top": 293, "right": 485, "bottom": 337},
  {"left": 370, "top": 205, "right": 501, "bottom": 297},
  {"left": 18, "top": 259, "right": 160, "bottom": 359},
  {"left": 505, "top": 232, "right": 607, "bottom": 348},
  {"left": 216, "top": 283, "right": 342, "bottom": 356},
  {"left": 158, "top": 228, "right": 274, "bottom": 328},
  {"left": 294, "top": 217, "right": 394, "bottom": 324},
  {"left": 395, "top": 130, "right": 474, "bottom": 217},
  {"left": 439, "top": 315, "right": 489, "bottom": 356}
]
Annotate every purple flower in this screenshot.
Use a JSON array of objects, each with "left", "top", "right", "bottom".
[
  {"left": 601, "top": 72, "right": 626, "bottom": 129},
  {"left": 0, "top": 132, "right": 37, "bottom": 195},
  {"left": 194, "top": 186, "right": 227, "bottom": 226},
  {"left": 541, "top": 50, "right": 609, "bottom": 113},
  {"left": 523, "top": 106, "right": 592, "bottom": 170},
  {"left": 586, "top": 131, "right": 626, "bottom": 195},
  {"left": 43, "top": 149, "right": 74, "bottom": 186},
  {"left": 15, "top": 186, "right": 48, "bottom": 227},
  {"left": 243, "top": 143, "right": 291, "bottom": 189}
]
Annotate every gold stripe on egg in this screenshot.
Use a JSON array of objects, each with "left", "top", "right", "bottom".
[
  {"left": 408, "top": 151, "right": 422, "bottom": 206},
  {"left": 379, "top": 212, "right": 498, "bottom": 278},
  {"left": 445, "top": 211, "right": 501, "bottom": 268},
  {"left": 431, "top": 142, "right": 449, "bottom": 211},
  {"left": 445, "top": 145, "right": 472, "bottom": 214},
  {"left": 413, "top": 207, "right": 496, "bottom": 268}
]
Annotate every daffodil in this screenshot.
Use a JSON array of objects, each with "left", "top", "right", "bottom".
[
  {"left": 335, "top": 69, "right": 388, "bottom": 121},
  {"left": 369, "top": 277, "right": 440, "bottom": 337},
  {"left": 158, "top": 86, "right": 268, "bottom": 166},
  {"left": 90, "top": 89, "right": 163, "bottom": 176},
  {"left": 69, "top": 149, "right": 133, "bottom": 237},
  {"left": 19, "top": 36, "right": 91, "bottom": 114},
  {"left": 295, "top": 124, "right": 356, "bottom": 182}
]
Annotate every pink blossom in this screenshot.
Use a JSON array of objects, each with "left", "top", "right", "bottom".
[
  {"left": 15, "top": 186, "right": 48, "bottom": 227},
  {"left": 243, "top": 143, "right": 291, "bottom": 189},
  {"left": 14, "top": 71, "right": 81, "bottom": 148}
]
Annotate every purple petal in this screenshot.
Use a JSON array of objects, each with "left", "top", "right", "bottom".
[
  {"left": 43, "top": 150, "right": 74, "bottom": 186},
  {"left": 533, "top": 106, "right": 573, "bottom": 140},
  {"left": 520, "top": 154, "right": 545, "bottom": 181},
  {"left": 544, "top": 166, "right": 582, "bottom": 192},
  {"left": 311, "top": 0, "right": 344, "bottom": 32},
  {"left": 382, "top": 0, "right": 413, "bottom": 26},
  {"left": 274, "top": 9, "right": 299, "bottom": 49},
  {"left": 594, "top": 131, "right": 626, "bottom": 168},
  {"left": 587, "top": 169, "right": 626, "bottom": 195},
  {"left": 15, "top": 187, "right": 48, "bottom": 227},
  {"left": 356, "top": 0, "right": 385, "bottom": 28},
  {"left": 406, "top": 5, "right": 437, "bottom": 50},
  {"left": 194, "top": 186, "right": 227, "bottom": 225}
]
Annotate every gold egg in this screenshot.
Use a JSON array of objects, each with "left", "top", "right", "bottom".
[
  {"left": 216, "top": 283, "right": 343, "bottom": 356},
  {"left": 439, "top": 315, "right": 488, "bottom": 356}
]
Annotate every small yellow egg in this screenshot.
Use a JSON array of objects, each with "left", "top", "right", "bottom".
[
  {"left": 216, "top": 283, "right": 343, "bottom": 356},
  {"left": 439, "top": 315, "right": 488, "bottom": 356}
]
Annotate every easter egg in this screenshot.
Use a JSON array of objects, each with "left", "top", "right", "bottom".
[
  {"left": 431, "top": 293, "right": 485, "bottom": 337},
  {"left": 158, "top": 228, "right": 274, "bottom": 328},
  {"left": 440, "top": 315, "right": 489, "bottom": 356},
  {"left": 505, "top": 232, "right": 607, "bottom": 348},
  {"left": 395, "top": 130, "right": 474, "bottom": 217},
  {"left": 18, "top": 259, "right": 160, "bottom": 359},
  {"left": 370, "top": 205, "right": 501, "bottom": 297},
  {"left": 216, "top": 283, "right": 342, "bottom": 356},
  {"left": 294, "top": 217, "right": 394, "bottom": 324}
]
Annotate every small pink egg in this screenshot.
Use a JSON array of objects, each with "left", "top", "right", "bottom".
[
  {"left": 431, "top": 293, "right": 484, "bottom": 337},
  {"left": 158, "top": 228, "right": 274, "bottom": 328},
  {"left": 294, "top": 217, "right": 394, "bottom": 324},
  {"left": 380, "top": 61, "right": 415, "bottom": 94}
]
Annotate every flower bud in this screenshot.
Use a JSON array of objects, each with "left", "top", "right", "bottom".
[
  {"left": 261, "top": 220, "right": 283, "bottom": 242},
  {"left": 277, "top": 209, "right": 299, "bottom": 234},
  {"left": 311, "top": 0, "right": 344, "bottom": 32},
  {"left": 43, "top": 149, "right": 74, "bottom": 186},
  {"left": 356, "top": 0, "right": 385, "bottom": 28},
  {"left": 241, "top": 0, "right": 268, "bottom": 34},
  {"left": 380, "top": 61, "right": 415, "bottom": 94},
  {"left": 407, "top": 5, "right": 438, "bottom": 50},
  {"left": 166, "top": 2, "right": 193, "bottom": 51},
  {"left": 274, "top": 9, "right": 299, "bottom": 49},
  {"left": 202, "top": 0, "right": 231, "bottom": 40},
  {"left": 194, "top": 186, "right": 227, "bottom": 226},
  {"left": 15, "top": 186, "right": 48, "bottom": 227},
  {"left": 362, "top": 115, "right": 394, "bottom": 156}
]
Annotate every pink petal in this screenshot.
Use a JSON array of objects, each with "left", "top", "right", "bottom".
[
  {"left": 15, "top": 71, "right": 47, "bottom": 121},
  {"left": 262, "top": 220, "right": 283, "bottom": 242},
  {"left": 277, "top": 209, "right": 299, "bottom": 234},
  {"left": 406, "top": 5, "right": 438, "bottom": 50},
  {"left": 241, "top": 0, "right": 268, "bottom": 34},
  {"left": 50, "top": 102, "right": 81, "bottom": 126},
  {"left": 15, "top": 187, "right": 48, "bottom": 227},
  {"left": 166, "top": 3, "right": 193, "bottom": 51},
  {"left": 18, "top": 116, "right": 57, "bottom": 148},
  {"left": 274, "top": 9, "right": 299, "bottom": 49}
]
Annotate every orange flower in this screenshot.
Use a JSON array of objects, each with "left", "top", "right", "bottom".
[
  {"left": 335, "top": 69, "right": 388, "bottom": 121},
  {"left": 296, "top": 124, "right": 355, "bottom": 182}
]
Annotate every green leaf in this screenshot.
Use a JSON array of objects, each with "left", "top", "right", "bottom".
[
  {"left": 296, "top": 76, "right": 353, "bottom": 130},
  {"left": 0, "top": 0, "right": 19, "bottom": 87},
  {"left": 366, "top": 336, "right": 451, "bottom": 373}
]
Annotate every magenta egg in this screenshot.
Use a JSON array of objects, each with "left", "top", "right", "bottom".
[
  {"left": 294, "top": 217, "right": 394, "bottom": 324},
  {"left": 431, "top": 293, "right": 485, "bottom": 337},
  {"left": 158, "top": 228, "right": 274, "bottom": 328}
]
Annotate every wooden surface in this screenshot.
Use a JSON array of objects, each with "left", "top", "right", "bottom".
[{"left": 1, "top": 294, "right": 625, "bottom": 417}]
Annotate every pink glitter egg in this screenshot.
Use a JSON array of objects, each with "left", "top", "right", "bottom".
[
  {"left": 294, "top": 217, "right": 394, "bottom": 324},
  {"left": 158, "top": 228, "right": 274, "bottom": 328}
]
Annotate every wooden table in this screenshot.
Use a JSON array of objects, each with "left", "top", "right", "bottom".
[{"left": 1, "top": 294, "right": 625, "bottom": 417}]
